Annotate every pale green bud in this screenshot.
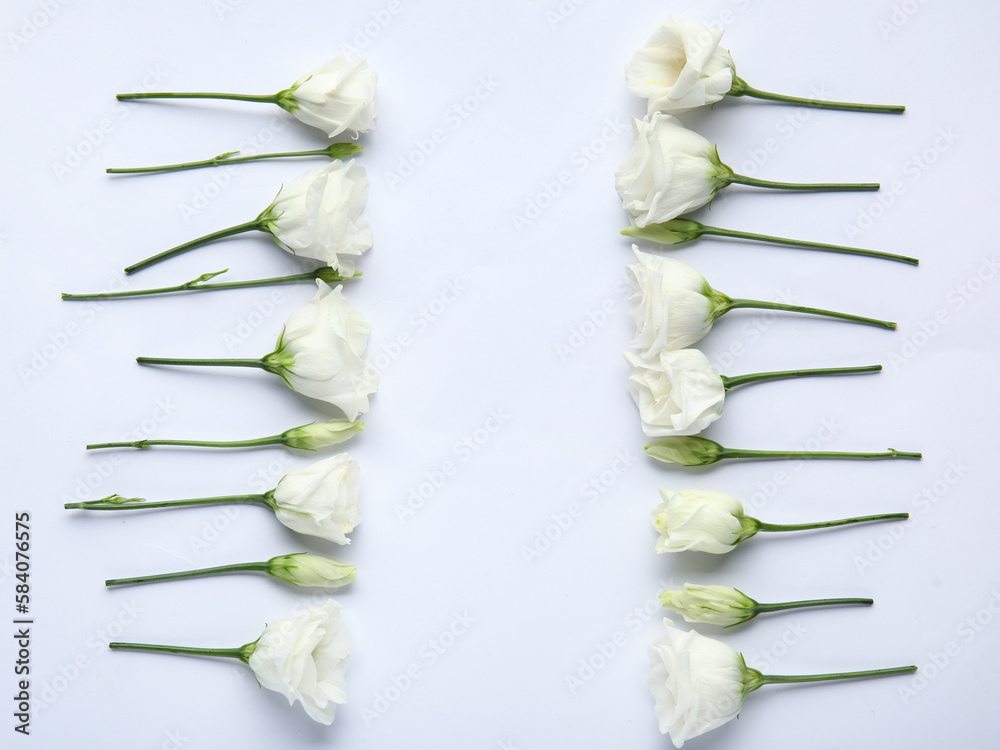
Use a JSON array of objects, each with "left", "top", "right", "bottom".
[
  {"left": 280, "top": 419, "right": 364, "bottom": 450},
  {"left": 266, "top": 554, "right": 356, "bottom": 589},
  {"left": 659, "top": 584, "right": 758, "bottom": 627}
]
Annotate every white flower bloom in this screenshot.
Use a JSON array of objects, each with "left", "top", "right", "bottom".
[
  {"left": 658, "top": 584, "right": 756, "bottom": 628},
  {"left": 627, "top": 16, "right": 736, "bottom": 116},
  {"left": 265, "top": 280, "right": 379, "bottom": 419},
  {"left": 269, "top": 454, "right": 361, "bottom": 544},
  {"left": 626, "top": 348, "right": 725, "bottom": 436},
  {"left": 248, "top": 599, "right": 352, "bottom": 725},
  {"left": 266, "top": 554, "right": 357, "bottom": 589},
  {"left": 626, "top": 248, "right": 725, "bottom": 357},
  {"left": 278, "top": 56, "right": 377, "bottom": 138},
  {"left": 647, "top": 618, "right": 750, "bottom": 746},
  {"left": 652, "top": 489, "right": 754, "bottom": 554},
  {"left": 259, "top": 160, "right": 372, "bottom": 276},
  {"left": 615, "top": 113, "right": 731, "bottom": 227}
]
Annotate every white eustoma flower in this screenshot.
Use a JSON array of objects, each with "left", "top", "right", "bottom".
[
  {"left": 658, "top": 584, "right": 756, "bottom": 628},
  {"left": 647, "top": 618, "right": 751, "bottom": 746},
  {"left": 622, "top": 15, "right": 904, "bottom": 117},
  {"left": 651, "top": 489, "right": 753, "bottom": 554},
  {"left": 627, "top": 15, "right": 736, "bottom": 116},
  {"left": 269, "top": 454, "right": 361, "bottom": 544},
  {"left": 259, "top": 160, "right": 372, "bottom": 276},
  {"left": 248, "top": 599, "right": 352, "bottom": 724},
  {"left": 277, "top": 57, "right": 378, "bottom": 138},
  {"left": 265, "top": 280, "right": 379, "bottom": 419},
  {"left": 625, "top": 348, "right": 725, "bottom": 436},
  {"left": 625, "top": 248, "right": 895, "bottom": 359},
  {"left": 626, "top": 248, "right": 722, "bottom": 356},
  {"left": 615, "top": 113, "right": 731, "bottom": 227}
]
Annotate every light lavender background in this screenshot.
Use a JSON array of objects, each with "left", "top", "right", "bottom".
[{"left": 1, "top": 0, "right": 997, "bottom": 747}]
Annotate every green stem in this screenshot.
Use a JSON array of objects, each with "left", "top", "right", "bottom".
[
  {"left": 721, "top": 364, "right": 880, "bottom": 390},
  {"left": 117, "top": 91, "right": 279, "bottom": 104},
  {"left": 64, "top": 493, "right": 271, "bottom": 511},
  {"left": 754, "top": 598, "right": 873, "bottom": 613},
  {"left": 62, "top": 269, "right": 358, "bottom": 300},
  {"left": 109, "top": 641, "right": 251, "bottom": 662},
  {"left": 124, "top": 220, "right": 263, "bottom": 275},
  {"left": 730, "top": 78, "right": 905, "bottom": 114},
  {"left": 701, "top": 225, "right": 918, "bottom": 265},
  {"left": 136, "top": 356, "right": 269, "bottom": 370},
  {"left": 752, "top": 513, "right": 909, "bottom": 533},
  {"left": 727, "top": 172, "right": 879, "bottom": 192},
  {"left": 86, "top": 435, "right": 285, "bottom": 451},
  {"left": 106, "top": 561, "right": 268, "bottom": 587},
  {"left": 724, "top": 298, "right": 896, "bottom": 329},
  {"left": 107, "top": 143, "right": 362, "bottom": 175},
  {"left": 722, "top": 448, "right": 921, "bottom": 461},
  {"left": 755, "top": 665, "right": 917, "bottom": 688}
]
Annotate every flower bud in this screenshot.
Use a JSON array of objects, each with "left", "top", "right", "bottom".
[
  {"left": 280, "top": 419, "right": 364, "bottom": 451},
  {"left": 621, "top": 219, "right": 705, "bottom": 245},
  {"left": 658, "top": 584, "right": 757, "bottom": 627},
  {"left": 266, "top": 554, "right": 356, "bottom": 588},
  {"left": 645, "top": 436, "right": 725, "bottom": 466}
]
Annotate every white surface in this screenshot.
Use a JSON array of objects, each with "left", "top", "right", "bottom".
[{"left": 2, "top": 0, "right": 998, "bottom": 747}]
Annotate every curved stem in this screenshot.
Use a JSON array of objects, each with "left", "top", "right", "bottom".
[
  {"left": 724, "top": 298, "right": 896, "bottom": 329},
  {"left": 85, "top": 435, "right": 284, "bottom": 451},
  {"left": 753, "top": 513, "right": 908, "bottom": 533},
  {"left": 756, "top": 665, "right": 916, "bottom": 686},
  {"left": 731, "top": 79, "right": 904, "bottom": 114},
  {"left": 754, "top": 598, "right": 873, "bottom": 613},
  {"left": 124, "top": 220, "right": 263, "bottom": 275},
  {"left": 62, "top": 269, "right": 357, "bottom": 300},
  {"left": 109, "top": 641, "right": 250, "bottom": 662},
  {"left": 727, "top": 172, "right": 879, "bottom": 192},
  {"left": 721, "top": 364, "right": 881, "bottom": 390},
  {"left": 701, "top": 226, "right": 918, "bottom": 265},
  {"left": 106, "top": 561, "right": 268, "bottom": 587},
  {"left": 64, "top": 493, "right": 270, "bottom": 511},
  {"left": 116, "top": 91, "right": 279, "bottom": 104},
  {"left": 107, "top": 143, "right": 362, "bottom": 175},
  {"left": 136, "top": 356, "right": 268, "bottom": 369},
  {"left": 721, "top": 448, "right": 921, "bottom": 461}
]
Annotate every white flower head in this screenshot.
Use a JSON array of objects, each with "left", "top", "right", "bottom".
[
  {"left": 264, "top": 280, "right": 379, "bottom": 419},
  {"left": 259, "top": 161, "right": 372, "bottom": 276},
  {"left": 652, "top": 489, "right": 756, "bottom": 554},
  {"left": 626, "top": 248, "right": 728, "bottom": 357},
  {"left": 627, "top": 16, "right": 736, "bottom": 116},
  {"left": 647, "top": 618, "right": 752, "bottom": 746},
  {"left": 277, "top": 56, "right": 377, "bottom": 138},
  {"left": 247, "top": 599, "right": 352, "bottom": 724},
  {"left": 658, "top": 584, "right": 756, "bottom": 628},
  {"left": 626, "top": 348, "right": 725, "bottom": 436},
  {"left": 269, "top": 454, "right": 361, "bottom": 544},
  {"left": 615, "top": 113, "right": 732, "bottom": 227}
]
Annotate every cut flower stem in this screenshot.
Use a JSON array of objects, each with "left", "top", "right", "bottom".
[
  {"left": 729, "top": 77, "right": 905, "bottom": 114},
  {"left": 61, "top": 268, "right": 360, "bottom": 301},
  {"left": 723, "top": 298, "right": 895, "bottom": 329},
  {"left": 702, "top": 225, "right": 918, "bottom": 265},
  {"left": 124, "top": 220, "right": 264, "bottom": 275},
  {"left": 107, "top": 143, "right": 362, "bottom": 175},
  {"left": 721, "top": 364, "right": 881, "bottom": 390}
]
